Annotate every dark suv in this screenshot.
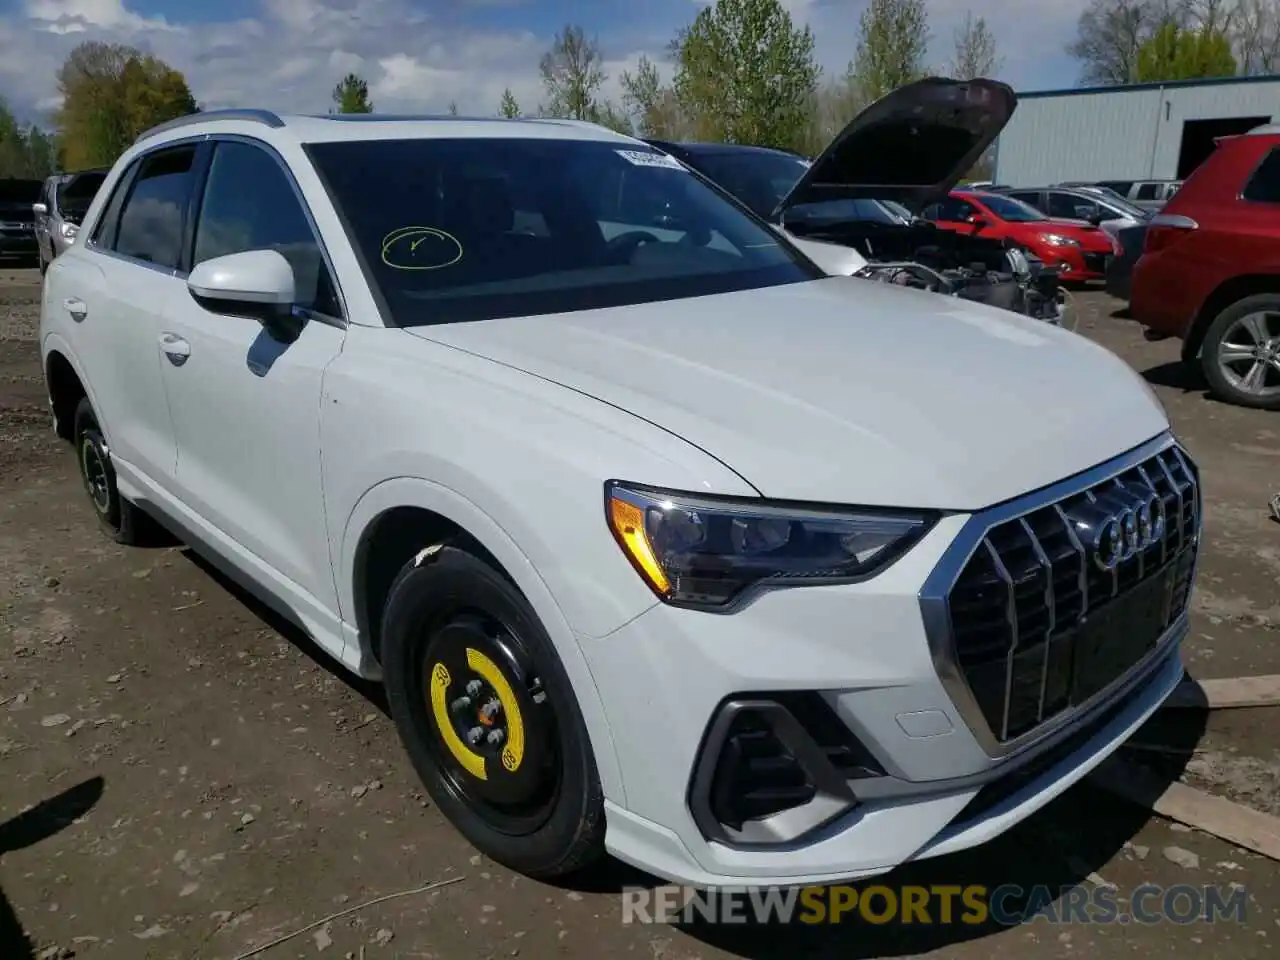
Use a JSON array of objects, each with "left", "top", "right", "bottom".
[{"left": 0, "top": 178, "right": 42, "bottom": 264}]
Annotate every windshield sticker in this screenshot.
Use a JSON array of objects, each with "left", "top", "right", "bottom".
[
  {"left": 615, "top": 149, "right": 686, "bottom": 171},
  {"left": 380, "top": 226, "right": 464, "bottom": 271}
]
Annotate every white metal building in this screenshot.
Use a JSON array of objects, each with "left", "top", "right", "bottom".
[{"left": 993, "top": 74, "right": 1280, "bottom": 186}]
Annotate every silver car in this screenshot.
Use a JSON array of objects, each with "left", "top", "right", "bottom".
[{"left": 33, "top": 168, "right": 108, "bottom": 273}]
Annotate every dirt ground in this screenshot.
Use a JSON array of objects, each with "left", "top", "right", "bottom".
[{"left": 2, "top": 269, "right": 1278, "bottom": 960}]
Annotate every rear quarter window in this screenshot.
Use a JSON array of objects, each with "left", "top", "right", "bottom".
[{"left": 1243, "top": 148, "right": 1280, "bottom": 203}]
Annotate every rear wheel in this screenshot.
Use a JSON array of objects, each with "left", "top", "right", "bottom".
[
  {"left": 1201, "top": 294, "right": 1280, "bottom": 410},
  {"left": 73, "top": 398, "right": 145, "bottom": 545},
  {"left": 381, "top": 546, "right": 605, "bottom": 878}
]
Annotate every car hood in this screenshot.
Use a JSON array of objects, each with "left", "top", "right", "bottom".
[
  {"left": 775, "top": 77, "right": 1016, "bottom": 218},
  {"left": 410, "top": 279, "right": 1168, "bottom": 510}
]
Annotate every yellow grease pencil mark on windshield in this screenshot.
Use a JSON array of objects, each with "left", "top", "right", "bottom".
[{"left": 380, "top": 226, "right": 464, "bottom": 271}]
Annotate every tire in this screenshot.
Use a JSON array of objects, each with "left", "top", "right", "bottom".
[
  {"left": 381, "top": 545, "right": 605, "bottom": 878},
  {"left": 1201, "top": 293, "right": 1280, "bottom": 410},
  {"left": 73, "top": 398, "right": 144, "bottom": 545}
]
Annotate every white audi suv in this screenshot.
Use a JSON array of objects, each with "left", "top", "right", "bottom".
[{"left": 39, "top": 102, "right": 1199, "bottom": 888}]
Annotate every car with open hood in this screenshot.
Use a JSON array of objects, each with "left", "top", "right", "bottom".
[{"left": 647, "top": 77, "right": 1064, "bottom": 322}]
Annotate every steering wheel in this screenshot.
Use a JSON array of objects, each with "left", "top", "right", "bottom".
[{"left": 605, "top": 230, "right": 661, "bottom": 264}]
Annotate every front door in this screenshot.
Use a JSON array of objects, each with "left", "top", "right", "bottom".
[{"left": 156, "top": 138, "right": 347, "bottom": 615}]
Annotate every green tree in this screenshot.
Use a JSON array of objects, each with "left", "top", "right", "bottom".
[
  {"left": 846, "top": 0, "right": 930, "bottom": 105},
  {"left": 539, "top": 24, "right": 607, "bottom": 120},
  {"left": 620, "top": 55, "right": 687, "bottom": 138},
  {"left": 331, "top": 73, "right": 373, "bottom": 113},
  {"left": 499, "top": 87, "right": 521, "bottom": 118},
  {"left": 670, "top": 0, "right": 819, "bottom": 150},
  {"left": 589, "top": 101, "right": 634, "bottom": 135},
  {"left": 55, "top": 41, "right": 197, "bottom": 169},
  {"left": 1136, "top": 21, "right": 1237, "bottom": 80}
]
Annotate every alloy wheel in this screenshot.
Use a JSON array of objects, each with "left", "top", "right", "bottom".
[{"left": 1216, "top": 310, "right": 1280, "bottom": 399}]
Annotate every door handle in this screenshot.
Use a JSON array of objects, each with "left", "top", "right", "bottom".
[
  {"left": 159, "top": 333, "right": 191, "bottom": 366},
  {"left": 63, "top": 297, "right": 88, "bottom": 322}
]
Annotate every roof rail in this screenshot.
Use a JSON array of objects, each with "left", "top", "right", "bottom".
[
  {"left": 315, "top": 113, "right": 496, "bottom": 122},
  {"left": 135, "top": 109, "right": 286, "bottom": 144}
]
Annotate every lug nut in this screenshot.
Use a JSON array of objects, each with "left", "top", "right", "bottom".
[
  {"left": 450, "top": 696, "right": 472, "bottom": 713},
  {"left": 486, "top": 728, "right": 506, "bottom": 746},
  {"left": 479, "top": 698, "right": 502, "bottom": 721},
  {"left": 465, "top": 680, "right": 483, "bottom": 697},
  {"left": 466, "top": 726, "right": 485, "bottom": 745}
]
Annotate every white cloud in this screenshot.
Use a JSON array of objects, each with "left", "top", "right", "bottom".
[{"left": 0, "top": 0, "right": 1096, "bottom": 128}]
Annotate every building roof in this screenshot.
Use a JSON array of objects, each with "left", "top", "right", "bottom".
[{"left": 1016, "top": 72, "right": 1280, "bottom": 100}]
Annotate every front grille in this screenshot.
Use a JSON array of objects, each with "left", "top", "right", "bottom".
[
  {"left": 945, "top": 446, "right": 1198, "bottom": 744},
  {"left": 1082, "top": 252, "right": 1109, "bottom": 273}
]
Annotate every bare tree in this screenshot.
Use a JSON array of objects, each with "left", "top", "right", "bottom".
[
  {"left": 948, "top": 12, "right": 1002, "bottom": 79},
  {"left": 539, "top": 24, "right": 607, "bottom": 120},
  {"left": 1067, "top": 0, "right": 1171, "bottom": 83},
  {"left": 1234, "top": 0, "right": 1280, "bottom": 72}
]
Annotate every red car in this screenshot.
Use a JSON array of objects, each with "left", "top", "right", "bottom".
[
  {"left": 1131, "top": 124, "right": 1280, "bottom": 409},
  {"left": 923, "top": 191, "right": 1117, "bottom": 281}
]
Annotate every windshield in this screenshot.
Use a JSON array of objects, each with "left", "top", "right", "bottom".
[
  {"left": 307, "top": 138, "right": 817, "bottom": 326},
  {"left": 1097, "top": 192, "right": 1149, "bottom": 219},
  {"left": 785, "top": 198, "right": 907, "bottom": 227},
  {"left": 977, "top": 193, "right": 1047, "bottom": 222},
  {"left": 682, "top": 149, "right": 810, "bottom": 219}
]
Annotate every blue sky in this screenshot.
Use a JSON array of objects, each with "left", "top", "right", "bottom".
[{"left": 0, "top": 0, "right": 1093, "bottom": 124}]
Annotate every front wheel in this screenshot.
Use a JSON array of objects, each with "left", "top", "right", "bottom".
[
  {"left": 381, "top": 546, "right": 605, "bottom": 878},
  {"left": 1201, "top": 294, "right": 1280, "bottom": 410}
]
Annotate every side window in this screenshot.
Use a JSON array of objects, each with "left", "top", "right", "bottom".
[
  {"left": 1009, "top": 191, "right": 1043, "bottom": 211},
  {"left": 1135, "top": 182, "right": 1159, "bottom": 200},
  {"left": 934, "top": 198, "right": 969, "bottom": 221},
  {"left": 1046, "top": 192, "right": 1078, "bottom": 218},
  {"left": 112, "top": 146, "right": 198, "bottom": 269},
  {"left": 193, "top": 140, "right": 340, "bottom": 317},
  {"left": 90, "top": 163, "right": 137, "bottom": 248},
  {"left": 1244, "top": 149, "right": 1280, "bottom": 203}
]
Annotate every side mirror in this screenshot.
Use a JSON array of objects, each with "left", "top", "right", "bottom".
[
  {"left": 967, "top": 214, "right": 988, "bottom": 229},
  {"left": 187, "top": 249, "right": 304, "bottom": 343},
  {"left": 32, "top": 202, "right": 48, "bottom": 216}
]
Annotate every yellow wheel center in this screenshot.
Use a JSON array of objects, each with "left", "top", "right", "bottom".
[{"left": 428, "top": 649, "right": 525, "bottom": 781}]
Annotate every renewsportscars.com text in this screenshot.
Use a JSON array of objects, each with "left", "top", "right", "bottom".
[{"left": 621, "top": 883, "right": 1248, "bottom": 927}]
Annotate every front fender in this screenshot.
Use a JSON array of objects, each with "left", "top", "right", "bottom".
[{"left": 338, "top": 475, "right": 627, "bottom": 806}]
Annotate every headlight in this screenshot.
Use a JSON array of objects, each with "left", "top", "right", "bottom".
[
  {"left": 59, "top": 222, "right": 79, "bottom": 241},
  {"left": 605, "top": 482, "right": 935, "bottom": 609},
  {"left": 1038, "top": 233, "right": 1079, "bottom": 247}
]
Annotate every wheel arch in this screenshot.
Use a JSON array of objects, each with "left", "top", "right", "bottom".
[
  {"left": 1182, "top": 274, "right": 1280, "bottom": 363},
  {"left": 339, "top": 477, "right": 626, "bottom": 805},
  {"left": 42, "top": 338, "right": 95, "bottom": 443}
]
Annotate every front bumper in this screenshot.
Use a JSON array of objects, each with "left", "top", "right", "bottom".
[{"left": 586, "top": 435, "right": 1198, "bottom": 888}]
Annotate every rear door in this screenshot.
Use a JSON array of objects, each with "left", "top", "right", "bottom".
[
  {"left": 48, "top": 145, "right": 202, "bottom": 494},
  {"left": 155, "top": 136, "right": 347, "bottom": 611}
]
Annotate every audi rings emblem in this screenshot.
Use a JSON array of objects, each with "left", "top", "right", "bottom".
[{"left": 1090, "top": 491, "right": 1167, "bottom": 571}]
